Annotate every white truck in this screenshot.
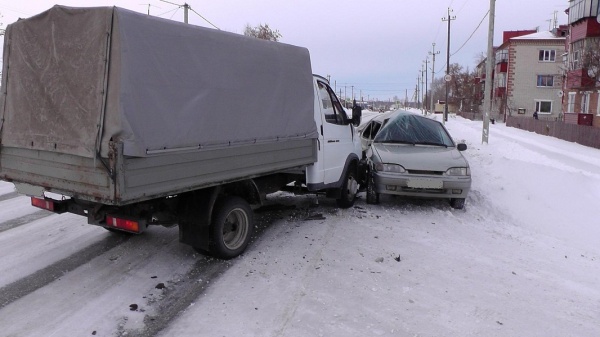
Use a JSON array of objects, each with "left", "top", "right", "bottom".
[{"left": 0, "top": 6, "right": 363, "bottom": 259}]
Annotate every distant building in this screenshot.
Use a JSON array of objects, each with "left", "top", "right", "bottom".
[
  {"left": 562, "top": 0, "right": 600, "bottom": 127},
  {"left": 491, "top": 29, "right": 567, "bottom": 120}
]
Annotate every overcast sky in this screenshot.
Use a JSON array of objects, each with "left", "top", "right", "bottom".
[{"left": 0, "top": 0, "right": 569, "bottom": 100}]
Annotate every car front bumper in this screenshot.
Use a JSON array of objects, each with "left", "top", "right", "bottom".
[{"left": 373, "top": 172, "right": 471, "bottom": 199}]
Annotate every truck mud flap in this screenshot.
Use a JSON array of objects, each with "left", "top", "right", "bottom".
[{"left": 178, "top": 187, "right": 220, "bottom": 252}]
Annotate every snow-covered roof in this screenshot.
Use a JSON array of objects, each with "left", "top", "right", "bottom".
[{"left": 511, "top": 30, "right": 564, "bottom": 40}]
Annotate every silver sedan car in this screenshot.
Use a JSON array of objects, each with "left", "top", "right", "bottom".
[{"left": 364, "top": 111, "right": 471, "bottom": 209}]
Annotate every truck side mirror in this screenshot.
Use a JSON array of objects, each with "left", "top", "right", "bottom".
[
  {"left": 457, "top": 143, "right": 467, "bottom": 151},
  {"left": 351, "top": 105, "right": 362, "bottom": 127}
]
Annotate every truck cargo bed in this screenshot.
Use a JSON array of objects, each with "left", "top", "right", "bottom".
[{"left": 1, "top": 139, "right": 316, "bottom": 205}]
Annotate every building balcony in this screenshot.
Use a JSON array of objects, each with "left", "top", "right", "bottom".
[
  {"left": 494, "top": 87, "right": 506, "bottom": 97},
  {"left": 495, "top": 62, "right": 508, "bottom": 73},
  {"left": 570, "top": 17, "right": 600, "bottom": 40},
  {"left": 565, "top": 69, "right": 596, "bottom": 89}
]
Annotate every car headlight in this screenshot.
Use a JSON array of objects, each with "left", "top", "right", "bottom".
[
  {"left": 444, "top": 167, "right": 470, "bottom": 176},
  {"left": 375, "top": 163, "right": 406, "bottom": 173}
]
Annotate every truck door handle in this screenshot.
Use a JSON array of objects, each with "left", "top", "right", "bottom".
[{"left": 327, "top": 140, "right": 340, "bottom": 143}]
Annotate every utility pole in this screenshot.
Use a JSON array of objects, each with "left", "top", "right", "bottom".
[
  {"left": 184, "top": 3, "right": 189, "bottom": 23},
  {"left": 420, "top": 65, "right": 425, "bottom": 114},
  {"left": 160, "top": 0, "right": 190, "bottom": 23},
  {"left": 442, "top": 8, "right": 456, "bottom": 124},
  {"left": 429, "top": 43, "right": 440, "bottom": 116},
  {"left": 482, "top": 0, "right": 496, "bottom": 144},
  {"left": 423, "top": 58, "right": 429, "bottom": 115},
  {"left": 344, "top": 86, "right": 347, "bottom": 108},
  {"left": 416, "top": 76, "right": 420, "bottom": 109}
]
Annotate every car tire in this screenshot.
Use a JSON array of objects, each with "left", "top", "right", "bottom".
[
  {"left": 336, "top": 166, "right": 358, "bottom": 208},
  {"left": 366, "top": 172, "right": 380, "bottom": 205},
  {"left": 209, "top": 196, "right": 254, "bottom": 259},
  {"left": 450, "top": 198, "right": 465, "bottom": 209}
]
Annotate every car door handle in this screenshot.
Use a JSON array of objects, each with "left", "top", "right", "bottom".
[{"left": 327, "top": 140, "right": 340, "bottom": 143}]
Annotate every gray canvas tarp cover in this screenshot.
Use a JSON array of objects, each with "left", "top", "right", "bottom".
[{"left": 0, "top": 6, "right": 317, "bottom": 158}]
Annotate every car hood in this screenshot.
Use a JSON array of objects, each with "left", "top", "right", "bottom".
[{"left": 372, "top": 143, "right": 468, "bottom": 171}]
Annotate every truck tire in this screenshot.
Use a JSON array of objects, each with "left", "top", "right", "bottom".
[
  {"left": 366, "top": 172, "right": 379, "bottom": 205},
  {"left": 336, "top": 166, "right": 358, "bottom": 208},
  {"left": 209, "top": 196, "right": 254, "bottom": 259}
]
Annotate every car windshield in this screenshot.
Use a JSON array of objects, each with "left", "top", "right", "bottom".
[{"left": 373, "top": 113, "right": 455, "bottom": 147}]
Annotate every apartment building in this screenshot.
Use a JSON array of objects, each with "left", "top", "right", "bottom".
[
  {"left": 563, "top": 0, "right": 600, "bottom": 127},
  {"left": 492, "top": 30, "right": 566, "bottom": 119}
]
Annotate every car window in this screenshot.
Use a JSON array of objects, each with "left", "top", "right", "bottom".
[
  {"left": 361, "top": 121, "right": 382, "bottom": 140},
  {"left": 317, "top": 81, "right": 348, "bottom": 125},
  {"left": 374, "top": 114, "right": 454, "bottom": 147}
]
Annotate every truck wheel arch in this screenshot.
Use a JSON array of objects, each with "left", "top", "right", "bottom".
[{"left": 178, "top": 179, "right": 261, "bottom": 255}]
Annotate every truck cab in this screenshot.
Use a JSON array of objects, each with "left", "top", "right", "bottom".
[{"left": 306, "top": 75, "right": 362, "bottom": 207}]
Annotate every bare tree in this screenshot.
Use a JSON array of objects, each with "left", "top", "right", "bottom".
[
  {"left": 582, "top": 37, "right": 600, "bottom": 85},
  {"left": 243, "top": 23, "right": 282, "bottom": 42}
]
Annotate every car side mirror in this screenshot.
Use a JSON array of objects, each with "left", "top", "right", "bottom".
[
  {"left": 457, "top": 143, "right": 467, "bottom": 151},
  {"left": 352, "top": 105, "right": 362, "bottom": 127}
]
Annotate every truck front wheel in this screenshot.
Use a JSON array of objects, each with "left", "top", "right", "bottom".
[
  {"left": 336, "top": 166, "right": 358, "bottom": 208},
  {"left": 209, "top": 196, "right": 254, "bottom": 259}
]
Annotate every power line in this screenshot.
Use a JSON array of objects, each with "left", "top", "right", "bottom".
[
  {"left": 157, "top": 7, "right": 179, "bottom": 18},
  {"left": 451, "top": 10, "right": 489, "bottom": 57},
  {"left": 189, "top": 7, "right": 219, "bottom": 29}
]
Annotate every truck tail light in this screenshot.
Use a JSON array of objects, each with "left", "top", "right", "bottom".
[
  {"left": 105, "top": 215, "right": 142, "bottom": 233},
  {"left": 31, "top": 197, "right": 54, "bottom": 211}
]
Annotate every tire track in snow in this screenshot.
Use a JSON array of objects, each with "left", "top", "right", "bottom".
[
  {"left": 123, "top": 258, "right": 230, "bottom": 337},
  {"left": 0, "top": 191, "right": 19, "bottom": 202},
  {"left": 0, "top": 210, "right": 52, "bottom": 233},
  {"left": 0, "top": 233, "right": 131, "bottom": 309},
  {"left": 126, "top": 206, "right": 287, "bottom": 337}
]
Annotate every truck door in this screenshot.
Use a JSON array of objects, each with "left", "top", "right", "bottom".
[{"left": 315, "top": 80, "right": 354, "bottom": 184}]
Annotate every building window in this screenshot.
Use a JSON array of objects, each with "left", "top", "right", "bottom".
[
  {"left": 581, "top": 92, "right": 590, "bottom": 114},
  {"left": 495, "top": 49, "right": 508, "bottom": 63},
  {"left": 570, "top": 40, "right": 583, "bottom": 70},
  {"left": 535, "top": 100, "right": 552, "bottom": 114},
  {"left": 567, "top": 92, "right": 576, "bottom": 113},
  {"left": 537, "top": 75, "right": 554, "bottom": 87},
  {"left": 497, "top": 73, "right": 507, "bottom": 88},
  {"left": 539, "top": 49, "right": 556, "bottom": 62},
  {"left": 597, "top": 91, "right": 600, "bottom": 116}
]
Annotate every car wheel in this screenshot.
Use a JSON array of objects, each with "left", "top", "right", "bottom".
[
  {"left": 209, "top": 196, "right": 254, "bottom": 259},
  {"left": 450, "top": 198, "right": 465, "bottom": 209},
  {"left": 336, "top": 166, "right": 358, "bottom": 208},
  {"left": 366, "top": 172, "right": 379, "bottom": 205}
]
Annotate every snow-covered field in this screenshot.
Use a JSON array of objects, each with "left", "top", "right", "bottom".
[{"left": 0, "top": 115, "right": 598, "bottom": 337}]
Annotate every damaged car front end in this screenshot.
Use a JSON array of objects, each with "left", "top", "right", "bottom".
[{"left": 364, "top": 112, "right": 471, "bottom": 209}]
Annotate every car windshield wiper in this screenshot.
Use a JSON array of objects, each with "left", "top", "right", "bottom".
[{"left": 416, "top": 141, "right": 448, "bottom": 147}]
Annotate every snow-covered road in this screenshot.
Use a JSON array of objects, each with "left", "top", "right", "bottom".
[{"left": 0, "top": 115, "right": 598, "bottom": 337}]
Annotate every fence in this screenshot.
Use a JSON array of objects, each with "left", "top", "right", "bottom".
[{"left": 506, "top": 116, "right": 600, "bottom": 149}]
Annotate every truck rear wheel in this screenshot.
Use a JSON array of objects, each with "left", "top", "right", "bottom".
[
  {"left": 336, "top": 166, "right": 358, "bottom": 208},
  {"left": 209, "top": 196, "right": 253, "bottom": 259}
]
